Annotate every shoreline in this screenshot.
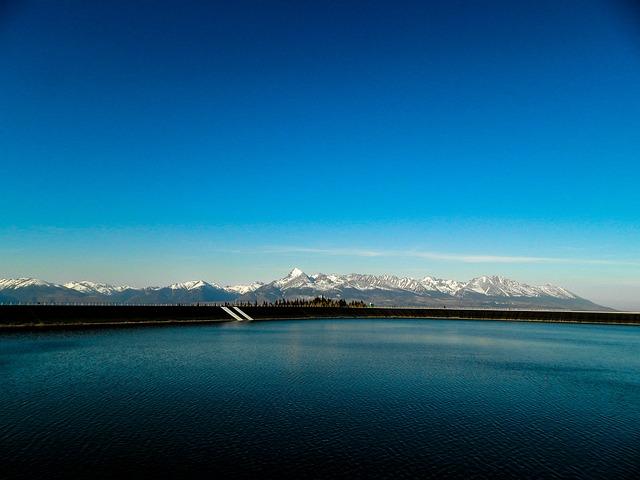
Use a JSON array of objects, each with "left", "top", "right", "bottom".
[{"left": 1, "top": 305, "right": 640, "bottom": 331}]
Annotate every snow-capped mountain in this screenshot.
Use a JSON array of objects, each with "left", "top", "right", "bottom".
[
  {"left": 420, "top": 276, "right": 466, "bottom": 295},
  {"left": 0, "top": 278, "right": 59, "bottom": 289},
  {"left": 457, "top": 275, "right": 576, "bottom": 299},
  {"left": 274, "top": 267, "right": 312, "bottom": 289},
  {"left": 224, "top": 282, "right": 265, "bottom": 295},
  {"left": 169, "top": 280, "right": 222, "bottom": 291},
  {"left": 0, "top": 277, "right": 236, "bottom": 304},
  {"left": 0, "top": 270, "right": 607, "bottom": 310},
  {"left": 236, "top": 268, "right": 603, "bottom": 310},
  {"left": 64, "top": 281, "right": 132, "bottom": 295},
  {"left": 237, "top": 269, "right": 579, "bottom": 301}
]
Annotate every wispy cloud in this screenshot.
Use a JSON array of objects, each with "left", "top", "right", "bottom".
[{"left": 251, "top": 246, "right": 640, "bottom": 267}]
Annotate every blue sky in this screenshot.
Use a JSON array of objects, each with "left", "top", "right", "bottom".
[{"left": 1, "top": 1, "right": 639, "bottom": 308}]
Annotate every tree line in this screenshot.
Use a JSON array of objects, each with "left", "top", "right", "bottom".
[{"left": 224, "top": 297, "right": 370, "bottom": 308}]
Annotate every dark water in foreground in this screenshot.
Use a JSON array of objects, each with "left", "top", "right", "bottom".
[{"left": 1, "top": 319, "right": 639, "bottom": 479}]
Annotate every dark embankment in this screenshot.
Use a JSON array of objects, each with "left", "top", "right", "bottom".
[
  {"left": 0, "top": 305, "right": 230, "bottom": 330},
  {"left": 0, "top": 305, "right": 639, "bottom": 330}
]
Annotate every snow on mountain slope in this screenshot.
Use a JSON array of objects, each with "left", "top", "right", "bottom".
[
  {"left": 225, "top": 282, "right": 265, "bottom": 294},
  {"left": 261, "top": 269, "right": 579, "bottom": 300},
  {"left": 340, "top": 274, "right": 427, "bottom": 292},
  {"left": 537, "top": 284, "right": 577, "bottom": 299},
  {"left": 272, "top": 270, "right": 447, "bottom": 294},
  {"left": 309, "top": 273, "right": 344, "bottom": 291},
  {"left": 64, "top": 281, "right": 132, "bottom": 295},
  {"left": 0, "top": 270, "right": 585, "bottom": 305},
  {"left": 168, "top": 280, "right": 222, "bottom": 290},
  {"left": 274, "top": 268, "right": 313, "bottom": 289},
  {"left": 460, "top": 276, "right": 577, "bottom": 299},
  {"left": 0, "top": 278, "right": 58, "bottom": 289},
  {"left": 420, "top": 276, "right": 465, "bottom": 295}
]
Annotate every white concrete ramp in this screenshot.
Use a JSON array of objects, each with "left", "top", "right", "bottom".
[
  {"left": 221, "top": 306, "right": 244, "bottom": 321},
  {"left": 233, "top": 307, "right": 253, "bottom": 321}
]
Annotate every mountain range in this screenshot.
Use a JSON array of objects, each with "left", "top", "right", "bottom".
[{"left": 0, "top": 269, "right": 609, "bottom": 310}]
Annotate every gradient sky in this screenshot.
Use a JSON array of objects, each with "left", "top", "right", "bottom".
[{"left": 1, "top": 1, "right": 640, "bottom": 309}]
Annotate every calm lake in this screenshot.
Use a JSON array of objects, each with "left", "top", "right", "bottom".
[{"left": 1, "top": 319, "right": 639, "bottom": 479}]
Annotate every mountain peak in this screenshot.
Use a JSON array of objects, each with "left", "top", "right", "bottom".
[
  {"left": 0, "top": 278, "right": 55, "bottom": 289},
  {"left": 224, "top": 282, "right": 265, "bottom": 295},
  {"left": 169, "top": 280, "right": 211, "bottom": 290},
  {"left": 288, "top": 267, "right": 305, "bottom": 278},
  {"left": 273, "top": 268, "right": 312, "bottom": 288},
  {"left": 63, "top": 281, "right": 129, "bottom": 295}
]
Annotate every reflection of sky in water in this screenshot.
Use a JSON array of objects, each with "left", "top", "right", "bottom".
[{"left": 1, "top": 319, "right": 639, "bottom": 479}]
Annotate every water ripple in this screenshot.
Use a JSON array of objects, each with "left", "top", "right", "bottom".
[{"left": 1, "top": 319, "right": 639, "bottom": 479}]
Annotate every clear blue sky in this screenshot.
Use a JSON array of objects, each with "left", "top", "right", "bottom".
[{"left": 1, "top": 1, "right": 639, "bottom": 308}]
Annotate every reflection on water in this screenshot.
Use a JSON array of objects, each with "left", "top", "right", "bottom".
[{"left": 1, "top": 319, "right": 639, "bottom": 479}]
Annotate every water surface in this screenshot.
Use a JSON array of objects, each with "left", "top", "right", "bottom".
[{"left": 1, "top": 319, "right": 639, "bottom": 479}]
